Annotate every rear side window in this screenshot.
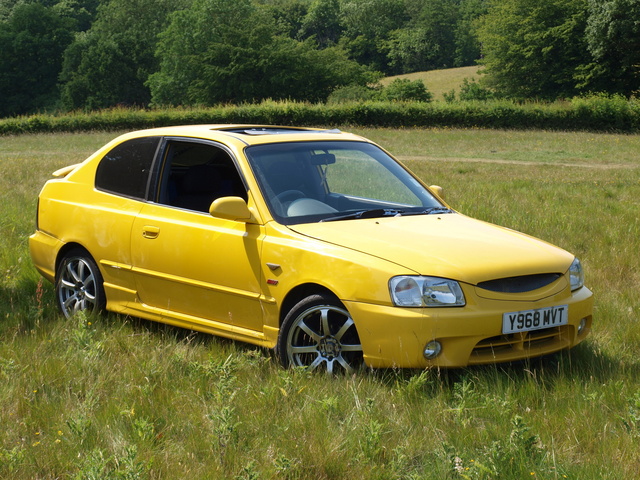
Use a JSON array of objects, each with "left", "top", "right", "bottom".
[{"left": 95, "top": 137, "right": 160, "bottom": 199}]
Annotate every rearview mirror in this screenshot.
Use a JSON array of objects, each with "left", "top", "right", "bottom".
[
  {"left": 209, "top": 196, "right": 255, "bottom": 222},
  {"left": 310, "top": 153, "right": 336, "bottom": 165}
]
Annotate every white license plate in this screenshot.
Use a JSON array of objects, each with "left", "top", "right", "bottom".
[{"left": 502, "top": 305, "right": 568, "bottom": 334}]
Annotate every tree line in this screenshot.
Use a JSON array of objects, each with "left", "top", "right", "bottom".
[{"left": 0, "top": 0, "right": 638, "bottom": 118}]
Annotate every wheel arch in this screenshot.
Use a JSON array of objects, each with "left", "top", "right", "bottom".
[
  {"left": 279, "top": 283, "right": 340, "bottom": 326},
  {"left": 55, "top": 243, "right": 94, "bottom": 279}
]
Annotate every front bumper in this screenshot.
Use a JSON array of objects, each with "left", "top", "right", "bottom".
[{"left": 344, "top": 285, "right": 593, "bottom": 368}]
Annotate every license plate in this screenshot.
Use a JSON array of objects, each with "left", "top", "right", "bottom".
[{"left": 502, "top": 305, "right": 568, "bottom": 334}]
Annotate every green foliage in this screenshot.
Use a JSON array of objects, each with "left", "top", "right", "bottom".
[
  {"left": 262, "top": 0, "right": 308, "bottom": 38},
  {"left": 2, "top": 0, "right": 639, "bottom": 114},
  {"left": 54, "top": 0, "right": 101, "bottom": 32},
  {"left": 3, "top": 95, "right": 640, "bottom": 135},
  {"left": 386, "top": 0, "right": 459, "bottom": 73},
  {"left": 477, "top": 0, "right": 591, "bottom": 100},
  {"left": 59, "top": 0, "right": 185, "bottom": 110},
  {"left": 477, "top": 0, "right": 640, "bottom": 100},
  {"left": 0, "top": 2, "right": 76, "bottom": 116},
  {"left": 449, "top": 78, "right": 496, "bottom": 102},
  {"left": 339, "top": 0, "right": 408, "bottom": 73},
  {"left": 378, "top": 78, "right": 433, "bottom": 102},
  {"left": 327, "top": 84, "right": 378, "bottom": 104},
  {"left": 453, "top": 0, "right": 487, "bottom": 67},
  {"left": 446, "top": 414, "right": 559, "bottom": 479},
  {"left": 298, "top": 0, "right": 342, "bottom": 48},
  {"left": 148, "top": 0, "right": 371, "bottom": 105},
  {"left": 579, "top": 0, "right": 640, "bottom": 96},
  {"left": 621, "top": 390, "right": 640, "bottom": 436}
]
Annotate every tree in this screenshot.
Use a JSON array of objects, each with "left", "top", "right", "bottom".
[
  {"left": 54, "top": 0, "right": 101, "bottom": 32},
  {"left": 385, "top": 0, "right": 486, "bottom": 74},
  {"left": 0, "top": 2, "right": 76, "bottom": 116},
  {"left": 148, "top": 0, "right": 373, "bottom": 105},
  {"left": 259, "top": 0, "right": 309, "bottom": 38},
  {"left": 298, "top": 0, "right": 342, "bottom": 48},
  {"left": 59, "top": 0, "right": 184, "bottom": 110},
  {"left": 454, "top": 0, "right": 487, "bottom": 67},
  {"left": 339, "top": 0, "right": 408, "bottom": 73},
  {"left": 579, "top": 0, "right": 640, "bottom": 96},
  {"left": 476, "top": 0, "right": 590, "bottom": 100}
]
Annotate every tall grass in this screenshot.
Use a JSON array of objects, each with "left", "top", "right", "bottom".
[{"left": 1, "top": 129, "right": 639, "bottom": 478}]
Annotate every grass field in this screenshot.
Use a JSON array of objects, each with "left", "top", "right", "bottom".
[
  {"left": 1, "top": 128, "right": 639, "bottom": 479},
  {"left": 380, "top": 66, "right": 481, "bottom": 101}
]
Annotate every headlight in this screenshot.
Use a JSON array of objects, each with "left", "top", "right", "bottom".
[
  {"left": 390, "top": 276, "right": 466, "bottom": 307},
  {"left": 569, "top": 257, "right": 584, "bottom": 291}
]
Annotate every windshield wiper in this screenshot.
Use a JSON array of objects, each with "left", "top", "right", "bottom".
[
  {"left": 399, "top": 206, "right": 453, "bottom": 216},
  {"left": 321, "top": 206, "right": 453, "bottom": 222},
  {"left": 320, "top": 208, "right": 402, "bottom": 222}
]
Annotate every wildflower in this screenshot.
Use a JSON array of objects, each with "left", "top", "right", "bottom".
[{"left": 453, "top": 456, "right": 464, "bottom": 474}]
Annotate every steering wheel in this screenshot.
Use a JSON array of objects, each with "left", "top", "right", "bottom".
[{"left": 275, "top": 189, "right": 305, "bottom": 204}]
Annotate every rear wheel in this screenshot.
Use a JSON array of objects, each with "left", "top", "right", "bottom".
[
  {"left": 277, "top": 293, "right": 363, "bottom": 374},
  {"left": 55, "top": 249, "right": 106, "bottom": 319}
]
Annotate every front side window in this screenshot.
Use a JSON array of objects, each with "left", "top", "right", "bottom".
[
  {"left": 155, "top": 140, "right": 247, "bottom": 213},
  {"left": 95, "top": 137, "right": 160, "bottom": 199},
  {"left": 246, "top": 141, "right": 443, "bottom": 224}
]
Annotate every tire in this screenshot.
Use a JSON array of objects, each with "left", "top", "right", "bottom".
[
  {"left": 55, "top": 248, "right": 106, "bottom": 319},
  {"left": 277, "top": 293, "right": 363, "bottom": 374}
]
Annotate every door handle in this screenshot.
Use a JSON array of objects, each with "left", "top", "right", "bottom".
[{"left": 142, "top": 226, "right": 160, "bottom": 239}]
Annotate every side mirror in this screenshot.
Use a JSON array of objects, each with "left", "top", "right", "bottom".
[
  {"left": 429, "top": 185, "right": 445, "bottom": 200},
  {"left": 209, "top": 196, "right": 255, "bottom": 222}
]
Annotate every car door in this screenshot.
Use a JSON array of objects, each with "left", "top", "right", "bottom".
[{"left": 130, "top": 138, "right": 265, "bottom": 332}]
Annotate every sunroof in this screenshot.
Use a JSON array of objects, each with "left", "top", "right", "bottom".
[{"left": 220, "top": 127, "right": 341, "bottom": 135}]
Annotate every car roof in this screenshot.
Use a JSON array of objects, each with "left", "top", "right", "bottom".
[{"left": 120, "top": 124, "right": 368, "bottom": 146}]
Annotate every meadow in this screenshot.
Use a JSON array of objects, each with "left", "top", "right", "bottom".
[
  {"left": 380, "top": 66, "right": 481, "bottom": 101},
  {"left": 1, "top": 128, "right": 639, "bottom": 479}
]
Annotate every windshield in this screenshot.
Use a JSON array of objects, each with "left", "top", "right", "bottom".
[{"left": 245, "top": 140, "right": 446, "bottom": 225}]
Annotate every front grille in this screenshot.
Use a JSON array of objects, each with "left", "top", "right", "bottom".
[
  {"left": 469, "top": 326, "right": 570, "bottom": 364},
  {"left": 477, "top": 273, "right": 561, "bottom": 293}
]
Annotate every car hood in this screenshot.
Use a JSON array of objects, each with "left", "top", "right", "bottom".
[{"left": 288, "top": 213, "right": 574, "bottom": 285}]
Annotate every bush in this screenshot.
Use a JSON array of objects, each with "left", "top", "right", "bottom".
[
  {"left": 379, "top": 79, "right": 433, "bottom": 102},
  {"left": 458, "top": 78, "right": 495, "bottom": 101},
  {"left": 568, "top": 93, "right": 640, "bottom": 131}
]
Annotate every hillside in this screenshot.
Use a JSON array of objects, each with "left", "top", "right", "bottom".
[{"left": 381, "top": 66, "right": 481, "bottom": 101}]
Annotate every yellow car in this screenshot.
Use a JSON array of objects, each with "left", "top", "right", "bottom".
[{"left": 30, "top": 125, "right": 593, "bottom": 372}]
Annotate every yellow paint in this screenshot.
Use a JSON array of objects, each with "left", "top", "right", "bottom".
[{"left": 29, "top": 125, "right": 593, "bottom": 367}]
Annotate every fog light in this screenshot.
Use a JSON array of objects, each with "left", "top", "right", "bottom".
[
  {"left": 423, "top": 341, "right": 442, "bottom": 360},
  {"left": 578, "top": 318, "right": 587, "bottom": 335}
]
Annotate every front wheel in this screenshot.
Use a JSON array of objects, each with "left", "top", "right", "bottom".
[
  {"left": 277, "top": 294, "right": 363, "bottom": 374},
  {"left": 55, "top": 249, "right": 106, "bottom": 319}
]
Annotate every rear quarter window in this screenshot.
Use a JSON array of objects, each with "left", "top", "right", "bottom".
[{"left": 95, "top": 137, "right": 160, "bottom": 199}]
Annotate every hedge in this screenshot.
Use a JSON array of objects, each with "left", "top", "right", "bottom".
[{"left": 1, "top": 96, "right": 639, "bottom": 135}]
